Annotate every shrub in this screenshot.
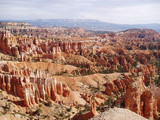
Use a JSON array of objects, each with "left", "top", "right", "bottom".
[
  {"left": 154, "top": 76, "right": 160, "bottom": 87},
  {"left": 117, "top": 65, "right": 125, "bottom": 73},
  {"left": 34, "top": 108, "right": 42, "bottom": 116},
  {"left": 66, "top": 107, "right": 72, "bottom": 112},
  {"left": 45, "top": 100, "right": 52, "bottom": 107}
]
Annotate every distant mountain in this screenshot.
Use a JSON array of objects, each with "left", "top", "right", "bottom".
[{"left": 0, "top": 19, "right": 160, "bottom": 33}]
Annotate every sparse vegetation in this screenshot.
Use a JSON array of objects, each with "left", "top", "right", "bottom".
[
  {"left": 154, "top": 76, "right": 160, "bottom": 87},
  {"left": 117, "top": 65, "right": 125, "bottom": 73},
  {"left": 55, "top": 68, "right": 68, "bottom": 75}
]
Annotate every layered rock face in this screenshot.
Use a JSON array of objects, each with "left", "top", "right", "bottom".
[
  {"left": 0, "top": 30, "right": 84, "bottom": 61},
  {"left": 0, "top": 31, "right": 12, "bottom": 55},
  {"left": 0, "top": 22, "right": 35, "bottom": 30},
  {"left": 105, "top": 65, "right": 160, "bottom": 119},
  {"left": 114, "top": 29, "right": 160, "bottom": 42},
  {"left": 0, "top": 63, "right": 72, "bottom": 107}
]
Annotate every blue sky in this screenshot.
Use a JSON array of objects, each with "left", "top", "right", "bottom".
[{"left": 0, "top": 0, "right": 160, "bottom": 24}]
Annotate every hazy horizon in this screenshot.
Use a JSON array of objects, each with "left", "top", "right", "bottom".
[
  {"left": 1, "top": 18, "right": 160, "bottom": 25},
  {"left": 0, "top": 0, "right": 160, "bottom": 24}
]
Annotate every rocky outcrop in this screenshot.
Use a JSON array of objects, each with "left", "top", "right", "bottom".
[
  {"left": 130, "top": 64, "right": 157, "bottom": 76},
  {"left": 0, "top": 63, "right": 72, "bottom": 107},
  {"left": 0, "top": 30, "right": 84, "bottom": 61},
  {"left": 115, "top": 29, "right": 160, "bottom": 42},
  {"left": 90, "top": 108, "right": 148, "bottom": 120},
  {"left": 0, "top": 32, "right": 12, "bottom": 54},
  {"left": 105, "top": 69, "right": 160, "bottom": 119},
  {"left": 73, "top": 102, "right": 99, "bottom": 120}
]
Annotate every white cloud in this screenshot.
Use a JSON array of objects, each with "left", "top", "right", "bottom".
[{"left": 0, "top": 0, "right": 160, "bottom": 24}]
